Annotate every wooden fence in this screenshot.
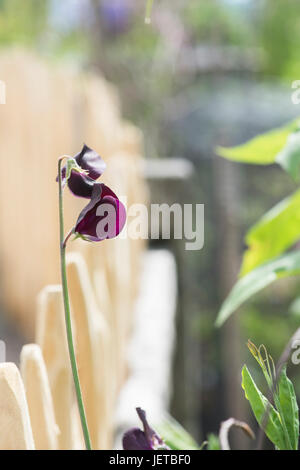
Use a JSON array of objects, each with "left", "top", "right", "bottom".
[
  {"left": 0, "top": 251, "right": 129, "bottom": 449},
  {"left": 0, "top": 49, "right": 147, "bottom": 336},
  {"left": 0, "top": 50, "right": 148, "bottom": 449}
]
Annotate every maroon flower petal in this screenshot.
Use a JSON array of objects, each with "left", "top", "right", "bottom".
[
  {"left": 75, "top": 183, "right": 126, "bottom": 242},
  {"left": 74, "top": 144, "right": 106, "bottom": 180},
  {"left": 67, "top": 171, "right": 96, "bottom": 199},
  {"left": 57, "top": 145, "right": 106, "bottom": 198},
  {"left": 122, "top": 428, "right": 153, "bottom": 451},
  {"left": 122, "top": 408, "right": 169, "bottom": 451},
  {"left": 99, "top": 183, "right": 118, "bottom": 199},
  {"left": 136, "top": 408, "right": 166, "bottom": 449}
]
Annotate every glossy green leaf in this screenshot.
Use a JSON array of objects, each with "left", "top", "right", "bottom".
[
  {"left": 276, "top": 131, "right": 300, "bottom": 180},
  {"left": 241, "top": 189, "right": 300, "bottom": 275},
  {"left": 277, "top": 366, "right": 299, "bottom": 450},
  {"left": 157, "top": 415, "right": 200, "bottom": 450},
  {"left": 216, "top": 250, "right": 300, "bottom": 326},
  {"left": 242, "top": 365, "right": 286, "bottom": 450},
  {"left": 216, "top": 118, "right": 300, "bottom": 165}
]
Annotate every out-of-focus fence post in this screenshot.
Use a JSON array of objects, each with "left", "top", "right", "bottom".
[
  {"left": 66, "top": 252, "right": 111, "bottom": 449},
  {"left": 20, "top": 344, "right": 58, "bottom": 450},
  {"left": 36, "top": 286, "right": 81, "bottom": 449},
  {"left": 0, "top": 363, "right": 35, "bottom": 450}
]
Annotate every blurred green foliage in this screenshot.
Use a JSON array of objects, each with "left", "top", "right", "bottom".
[
  {"left": 216, "top": 119, "right": 300, "bottom": 325},
  {"left": 0, "top": 0, "right": 49, "bottom": 45},
  {"left": 260, "top": 0, "right": 300, "bottom": 79},
  {"left": 206, "top": 433, "right": 221, "bottom": 450},
  {"left": 157, "top": 415, "right": 200, "bottom": 450},
  {"left": 2, "top": 0, "right": 300, "bottom": 83},
  {"left": 184, "top": 0, "right": 252, "bottom": 46}
]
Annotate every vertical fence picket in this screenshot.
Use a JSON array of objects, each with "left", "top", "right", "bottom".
[
  {"left": 66, "top": 252, "right": 111, "bottom": 449},
  {"left": 36, "top": 285, "right": 83, "bottom": 449},
  {"left": 20, "top": 344, "right": 59, "bottom": 450},
  {"left": 0, "top": 363, "right": 35, "bottom": 450}
]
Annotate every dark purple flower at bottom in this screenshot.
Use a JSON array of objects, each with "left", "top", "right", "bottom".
[
  {"left": 123, "top": 408, "right": 169, "bottom": 451},
  {"left": 75, "top": 182, "right": 126, "bottom": 242}
]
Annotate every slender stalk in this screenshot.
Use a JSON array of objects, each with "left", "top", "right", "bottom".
[
  {"left": 145, "top": 0, "right": 154, "bottom": 23},
  {"left": 63, "top": 227, "right": 75, "bottom": 249},
  {"left": 58, "top": 158, "right": 92, "bottom": 450}
]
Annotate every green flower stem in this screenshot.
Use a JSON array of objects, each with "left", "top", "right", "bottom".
[
  {"left": 63, "top": 227, "right": 75, "bottom": 248},
  {"left": 145, "top": 0, "right": 154, "bottom": 23},
  {"left": 58, "top": 158, "right": 92, "bottom": 450}
]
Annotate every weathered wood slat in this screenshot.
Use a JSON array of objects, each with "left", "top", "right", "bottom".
[
  {"left": 66, "top": 252, "right": 111, "bottom": 449},
  {"left": 36, "top": 285, "right": 83, "bottom": 450},
  {"left": 0, "top": 363, "right": 35, "bottom": 450},
  {"left": 20, "top": 344, "right": 59, "bottom": 450}
]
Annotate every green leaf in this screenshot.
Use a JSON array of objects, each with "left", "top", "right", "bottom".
[
  {"left": 247, "top": 340, "right": 275, "bottom": 390},
  {"left": 157, "top": 415, "right": 200, "bottom": 450},
  {"left": 216, "top": 250, "right": 300, "bottom": 326},
  {"left": 242, "top": 365, "right": 286, "bottom": 450},
  {"left": 216, "top": 118, "right": 300, "bottom": 165},
  {"left": 206, "top": 433, "right": 220, "bottom": 450},
  {"left": 276, "top": 131, "right": 300, "bottom": 180},
  {"left": 277, "top": 366, "right": 299, "bottom": 450},
  {"left": 241, "top": 189, "right": 300, "bottom": 275}
]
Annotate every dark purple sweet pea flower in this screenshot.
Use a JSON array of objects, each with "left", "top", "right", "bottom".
[
  {"left": 75, "top": 182, "right": 126, "bottom": 242},
  {"left": 59, "top": 144, "right": 106, "bottom": 198},
  {"left": 123, "top": 408, "right": 169, "bottom": 451}
]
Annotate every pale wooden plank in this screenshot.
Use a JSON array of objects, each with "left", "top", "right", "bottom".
[
  {"left": 20, "top": 344, "right": 59, "bottom": 450},
  {"left": 36, "top": 285, "right": 84, "bottom": 450},
  {"left": 0, "top": 363, "right": 35, "bottom": 450},
  {"left": 66, "top": 252, "right": 111, "bottom": 449}
]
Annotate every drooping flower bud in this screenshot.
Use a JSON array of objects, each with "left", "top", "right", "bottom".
[{"left": 123, "top": 408, "right": 169, "bottom": 451}]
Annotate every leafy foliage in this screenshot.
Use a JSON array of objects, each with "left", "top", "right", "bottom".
[
  {"left": 260, "top": 0, "right": 300, "bottom": 79},
  {"left": 206, "top": 433, "right": 221, "bottom": 450},
  {"left": 216, "top": 117, "right": 300, "bottom": 325},
  {"left": 242, "top": 342, "right": 299, "bottom": 450},
  {"left": 277, "top": 367, "right": 299, "bottom": 450},
  {"left": 242, "top": 365, "right": 286, "bottom": 449},
  {"left": 157, "top": 415, "right": 200, "bottom": 450},
  {"left": 276, "top": 131, "right": 300, "bottom": 180},
  {"left": 216, "top": 118, "right": 300, "bottom": 166},
  {"left": 241, "top": 189, "right": 300, "bottom": 275},
  {"left": 216, "top": 250, "right": 300, "bottom": 326},
  {"left": 0, "top": 0, "right": 49, "bottom": 45}
]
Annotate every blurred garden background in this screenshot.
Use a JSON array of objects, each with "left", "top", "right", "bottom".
[{"left": 1, "top": 0, "right": 300, "bottom": 449}]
